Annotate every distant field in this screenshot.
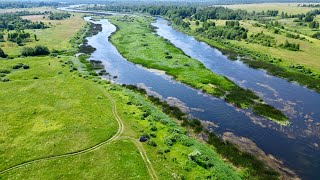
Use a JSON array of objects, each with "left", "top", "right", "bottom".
[
  {"left": 0, "top": 7, "right": 58, "bottom": 14},
  {"left": 0, "top": 12, "right": 85, "bottom": 56},
  {"left": 221, "top": 3, "right": 320, "bottom": 14}
]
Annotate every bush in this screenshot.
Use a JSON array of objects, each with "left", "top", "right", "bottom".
[
  {"left": 150, "top": 125, "right": 158, "bottom": 131},
  {"left": 23, "top": 64, "right": 30, "bottom": 69},
  {"left": 21, "top": 47, "right": 35, "bottom": 56},
  {"left": 21, "top": 45, "right": 50, "bottom": 56},
  {"left": 1, "top": 78, "right": 10, "bottom": 82},
  {"left": 164, "top": 137, "right": 174, "bottom": 147},
  {"left": 149, "top": 132, "right": 157, "bottom": 138},
  {"left": 0, "top": 48, "right": 7, "bottom": 58},
  {"left": 34, "top": 45, "right": 50, "bottom": 55},
  {"left": 0, "top": 69, "right": 10, "bottom": 74},
  {"left": 147, "top": 140, "right": 157, "bottom": 147},
  {"left": 12, "top": 63, "right": 24, "bottom": 69}
]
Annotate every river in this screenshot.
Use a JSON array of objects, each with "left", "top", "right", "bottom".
[{"left": 81, "top": 15, "right": 319, "bottom": 179}]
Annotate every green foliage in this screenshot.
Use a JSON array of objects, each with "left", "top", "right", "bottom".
[
  {"left": 253, "top": 104, "right": 288, "bottom": 122},
  {"left": 197, "top": 20, "right": 248, "bottom": 41},
  {"left": 309, "top": 21, "right": 320, "bottom": 29},
  {"left": 247, "top": 31, "right": 276, "bottom": 47},
  {"left": 311, "top": 32, "right": 320, "bottom": 39},
  {"left": 0, "top": 48, "right": 7, "bottom": 58},
  {"left": 279, "top": 40, "right": 300, "bottom": 51},
  {"left": 147, "top": 139, "right": 157, "bottom": 147},
  {"left": 21, "top": 45, "right": 50, "bottom": 56},
  {"left": 48, "top": 12, "right": 71, "bottom": 20},
  {"left": 188, "top": 150, "right": 215, "bottom": 169}
]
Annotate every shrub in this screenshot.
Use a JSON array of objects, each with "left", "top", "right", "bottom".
[
  {"left": 12, "top": 63, "right": 24, "bottom": 69},
  {"left": 164, "top": 137, "right": 174, "bottom": 147},
  {"left": 149, "top": 132, "right": 157, "bottom": 138},
  {"left": 179, "top": 136, "right": 194, "bottom": 147},
  {"left": 23, "top": 64, "right": 30, "bottom": 69},
  {"left": 0, "top": 69, "right": 10, "bottom": 74},
  {"left": 150, "top": 125, "right": 158, "bottom": 131},
  {"left": 34, "top": 45, "right": 50, "bottom": 55},
  {"left": 147, "top": 140, "right": 157, "bottom": 147},
  {"left": 21, "top": 45, "right": 50, "bottom": 56},
  {"left": 1, "top": 78, "right": 10, "bottom": 82},
  {"left": 21, "top": 47, "right": 35, "bottom": 56},
  {"left": 0, "top": 48, "right": 7, "bottom": 58}
]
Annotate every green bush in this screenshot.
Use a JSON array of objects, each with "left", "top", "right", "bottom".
[
  {"left": 0, "top": 47, "right": 7, "bottom": 58},
  {"left": 147, "top": 140, "right": 157, "bottom": 147},
  {"left": 21, "top": 45, "right": 50, "bottom": 56}
]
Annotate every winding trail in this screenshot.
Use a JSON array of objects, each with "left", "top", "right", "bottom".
[{"left": 0, "top": 88, "right": 158, "bottom": 180}]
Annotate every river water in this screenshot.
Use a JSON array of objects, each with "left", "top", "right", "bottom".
[{"left": 82, "top": 16, "right": 320, "bottom": 179}]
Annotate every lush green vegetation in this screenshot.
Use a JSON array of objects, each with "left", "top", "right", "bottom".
[
  {"left": 109, "top": 15, "right": 287, "bottom": 124},
  {"left": 21, "top": 45, "right": 50, "bottom": 56},
  {"left": 48, "top": 12, "right": 71, "bottom": 20}
]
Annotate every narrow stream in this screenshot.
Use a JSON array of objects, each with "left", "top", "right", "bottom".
[{"left": 83, "top": 16, "right": 319, "bottom": 179}]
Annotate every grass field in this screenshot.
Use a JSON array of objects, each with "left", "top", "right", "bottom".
[
  {"left": 0, "top": 7, "right": 58, "bottom": 14},
  {"left": 221, "top": 3, "right": 320, "bottom": 14},
  {"left": 109, "top": 15, "right": 288, "bottom": 124},
  {"left": 0, "top": 56, "right": 118, "bottom": 171},
  {"left": 0, "top": 10, "right": 85, "bottom": 56}
]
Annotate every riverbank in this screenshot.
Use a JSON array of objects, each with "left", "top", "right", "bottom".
[{"left": 108, "top": 15, "right": 288, "bottom": 124}]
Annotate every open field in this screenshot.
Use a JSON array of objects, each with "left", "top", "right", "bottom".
[
  {"left": 0, "top": 56, "right": 118, "bottom": 171},
  {"left": 0, "top": 7, "right": 59, "bottom": 14},
  {"left": 0, "top": 11, "right": 85, "bottom": 56},
  {"left": 222, "top": 3, "right": 320, "bottom": 14}
]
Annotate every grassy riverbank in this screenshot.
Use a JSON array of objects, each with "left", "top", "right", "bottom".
[{"left": 109, "top": 15, "right": 288, "bottom": 124}]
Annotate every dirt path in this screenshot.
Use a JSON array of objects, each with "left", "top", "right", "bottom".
[{"left": 0, "top": 89, "right": 158, "bottom": 180}]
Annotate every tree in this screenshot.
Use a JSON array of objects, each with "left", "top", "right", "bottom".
[
  {"left": 309, "top": 21, "right": 319, "bottom": 29},
  {"left": 21, "top": 47, "right": 35, "bottom": 56},
  {"left": 34, "top": 45, "right": 50, "bottom": 55},
  {"left": 304, "top": 14, "right": 314, "bottom": 22},
  {"left": 0, "top": 33, "right": 4, "bottom": 42},
  {"left": 0, "top": 48, "right": 7, "bottom": 58}
]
